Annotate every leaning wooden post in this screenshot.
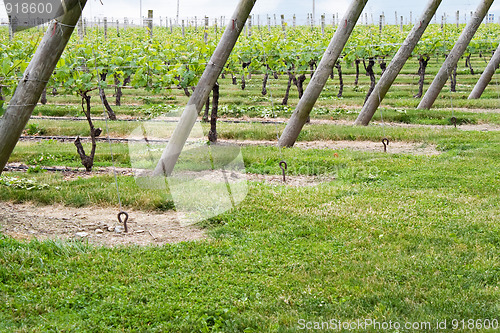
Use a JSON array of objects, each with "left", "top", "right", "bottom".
[
  {"left": 0, "top": 0, "right": 87, "bottom": 175},
  {"left": 469, "top": 43, "right": 500, "bottom": 99},
  {"left": 418, "top": 0, "right": 494, "bottom": 109},
  {"left": 153, "top": 0, "right": 256, "bottom": 176},
  {"left": 278, "top": 0, "right": 368, "bottom": 148},
  {"left": 355, "top": 0, "right": 443, "bottom": 126}
]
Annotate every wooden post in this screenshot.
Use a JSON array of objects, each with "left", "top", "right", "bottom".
[
  {"left": 116, "top": 20, "right": 119, "bottom": 35},
  {"left": 148, "top": 10, "right": 153, "bottom": 38},
  {"left": 321, "top": 14, "right": 325, "bottom": 36},
  {"left": 248, "top": 15, "right": 252, "bottom": 36},
  {"left": 469, "top": 43, "right": 500, "bottom": 99},
  {"left": 104, "top": 17, "right": 107, "bottom": 39},
  {"left": 456, "top": 10, "right": 460, "bottom": 27},
  {"left": 267, "top": 15, "right": 271, "bottom": 32},
  {"left": 153, "top": 0, "right": 256, "bottom": 176},
  {"left": 281, "top": 14, "right": 286, "bottom": 33},
  {"left": 78, "top": 16, "right": 84, "bottom": 40},
  {"left": 379, "top": 15, "right": 383, "bottom": 33},
  {"left": 418, "top": 0, "right": 495, "bottom": 109},
  {"left": 0, "top": 0, "right": 88, "bottom": 174},
  {"left": 8, "top": 18, "right": 14, "bottom": 41},
  {"left": 293, "top": 14, "right": 296, "bottom": 28},
  {"left": 355, "top": 0, "right": 443, "bottom": 126},
  {"left": 278, "top": 0, "right": 369, "bottom": 148},
  {"left": 395, "top": 11, "right": 398, "bottom": 26},
  {"left": 182, "top": 20, "right": 185, "bottom": 37},
  {"left": 204, "top": 16, "right": 209, "bottom": 43},
  {"left": 400, "top": 16, "right": 404, "bottom": 32}
]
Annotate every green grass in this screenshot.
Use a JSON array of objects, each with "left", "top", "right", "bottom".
[{"left": 1, "top": 139, "right": 499, "bottom": 331}]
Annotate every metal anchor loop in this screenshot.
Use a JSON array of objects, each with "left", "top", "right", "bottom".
[
  {"left": 451, "top": 117, "right": 457, "bottom": 128},
  {"left": 118, "top": 211, "right": 129, "bottom": 233},
  {"left": 382, "top": 138, "right": 390, "bottom": 153},
  {"left": 279, "top": 161, "right": 288, "bottom": 183}
]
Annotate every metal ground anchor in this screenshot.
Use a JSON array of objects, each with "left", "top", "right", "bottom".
[
  {"left": 279, "top": 161, "right": 288, "bottom": 183},
  {"left": 382, "top": 138, "right": 390, "bottom": 153},
  {"left": 118, "top": 211, "right": 129, "bottom": 233},
  {"left": 451, "top": 117, "right": 457, "bottom": 128}
]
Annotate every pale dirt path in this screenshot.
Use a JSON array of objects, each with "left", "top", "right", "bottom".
[
  {"left": 0, "top": 202, "right": 206, "bottom": 247},
  {"left": 218, "top": 139, "right": 441, "bottom": 155},
  {"left": 0, "top": 137, "right": 441, "bottom": 247}
]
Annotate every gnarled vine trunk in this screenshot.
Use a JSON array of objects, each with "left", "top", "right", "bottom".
[
  {"left": 295, "top": 74, "right": 306, "bottom": 99},
  {"left": 364, "top": 58, "right": 376, "bottom": 104},
  {"left": 241, "top": 74, "right": 246, "bottom": 90},
  {"left": 114, "top": 74, "right": 130, "bottom": 106},
  {"left": 354, "top": 59, "right": 361, "bottom": 85},
  {"left": 465, "top": 54, "right": 474, "bottom": 75},
  {"left": 208, "top": 83, "right": 219, "bottom": 143},
  {"left": 262, "top": 73, "right": 269, "bottom": 96},
  {"left": 99, "top": 72, "right": 117, "bottom": 120},
  {"left": 449, "top": 63, "right": 458, "bottom": 92},
  {"left": 379, "top": 58, "right": 387, "bottom": 75},
  {"left": 74, "top": 92, "right": 98, "bottom": 172},
  {"left": 414, "top": 55, "right": 430, "bottom": 98},
  {"left": 40, "top": 87, "right": 47, "bottom": 105},
  {"left": 282, "top": 70, "right": 295, "bottom": 105},
  {"left": 203, "top": 94, "right": 210, "bottom": 123},
  {"left": 335, "top": 61, "right": 344, "bottom": 98}
]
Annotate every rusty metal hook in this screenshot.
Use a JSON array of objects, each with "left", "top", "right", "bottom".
[
  {"left": 382, "top": 138, "right": 390, "bottom": 153},
  {"left": 451, "top": 117, "right": 457, "bottom": 128},
  {"left": 118, "top": 211, "right": 129, "bottom": 233},
  {"left": 279, "top": 161, "right": 288, "bottom": 183}
]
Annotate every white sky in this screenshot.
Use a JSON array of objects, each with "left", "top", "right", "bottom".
[{"left": 1, "top": 0, "right": 499, "bottom": 25}]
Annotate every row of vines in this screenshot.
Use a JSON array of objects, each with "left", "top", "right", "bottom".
[{"left": 1, "top": 23, "right": 499, "bottom": 113}]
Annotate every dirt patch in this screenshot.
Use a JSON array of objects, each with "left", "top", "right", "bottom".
[
  {"left": 218, "top": 139, "right": 441, "bottom": 155},
  {"left": 369, "top": 121, "right": 500, "bottom": 132},
  {"left": 0, "top": 202, "right": 206, "bottom": 247},
  {"left": 247, "top": 173, "right": 335, "bottom": 187}
]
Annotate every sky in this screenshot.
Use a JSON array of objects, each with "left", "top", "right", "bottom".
[{"left": 1, "top": 0, "right": 500, "bottom": 25}]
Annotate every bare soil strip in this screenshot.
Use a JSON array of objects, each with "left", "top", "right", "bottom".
[
  {"left": 29, "top": 115, "right": 500, "bottom": 130},
  {"left": 0, "top": 202, "right": 206, "bottom": 247}
]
